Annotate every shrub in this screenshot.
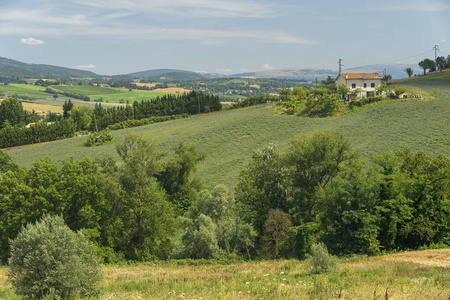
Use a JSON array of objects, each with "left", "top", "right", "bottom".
[
  {"left": 306, "top": 242, "right": 338, "bottom": 274},
  {"left": 394, "top": 86, "right": 407, "bottom": 96},
  {"left": 8, "top": 215, "right": 102, "bottom": 299},
  {"left": 85, "top": 129, "right": 113, "bottom": 146}
]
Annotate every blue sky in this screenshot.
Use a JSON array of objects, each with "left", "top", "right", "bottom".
[{"left": 1, "top": 0, "right": 449, "bottom": 75}]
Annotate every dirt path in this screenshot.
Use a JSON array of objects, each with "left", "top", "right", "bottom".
[{"left": 380, "top": 249, "right": 450, "bottom": 268}]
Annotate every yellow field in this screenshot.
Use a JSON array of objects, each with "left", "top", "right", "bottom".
[
  {"left": 154, "top": 87, "right": 191, "bottom": 94},
  {"left": 220, "top": 101, "right": 236, "bottom": 106},
  {"left": 249, "top": 84, "right": 261, "bottom": 89},
  {"left": 0, "top": 99, "right": 63, "bottom": 115},
  {"left": 135, "top": 82, "right": 157, "bottom": 88}
]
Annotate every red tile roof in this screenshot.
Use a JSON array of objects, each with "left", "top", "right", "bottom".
[{"left": 339, "top": 72, "right": 382, "bottom": 79}]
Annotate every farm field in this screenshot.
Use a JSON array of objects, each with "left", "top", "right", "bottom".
[
  {"left": 1, "top": 249, "right": 449, "bottom": 299},
  {"left": 51, "top": 85, "right": 169, "bottom": 103},
  {"left": 0, "top": 83, "right": 180, "bottom": 107},
  {"left": 5, "top": 77, "right": 450, "bottom": 190}
]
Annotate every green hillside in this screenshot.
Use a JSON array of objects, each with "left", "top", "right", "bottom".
[
  {"left": 0, "top": 57, "right": 99, "bottom": 79},
  {"left": 5, "top": 76, "right": 450, "bottom": 190}
]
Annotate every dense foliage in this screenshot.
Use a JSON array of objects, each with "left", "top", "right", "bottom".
[
  {"left": 0, "top": 132, "right": 448, "bottom": 265},
  {"left": 236, "top": 132, "right": 450, "bottom": 258},
  {"left": 8, "top": 215, "right": 102, "bottom": 299},
  {"left": 0, "top": 119, "right": 76, "bottom": 148}
]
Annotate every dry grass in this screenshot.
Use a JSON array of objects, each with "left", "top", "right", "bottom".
[
  {"left": 1, "top": 250, "right": 449, "bottom": 299},
  {"left": 220, "top": 101, "right": 236, "bottom": 106},
  {"left": 153, "top": 87, "right": 191, "bottom": 94},
  {"left": 379, "top": 249, "right": 450, "bottom": 268},
  {"left": 98, "top": 250, "right": 450, "bottom": 299},
  {"left": 0, "top": 99, "right": 63, "bottom": 115},
  {"left": 135, "top": 83, "right": 157, "bottom": 88},
  {"left": 248, "top": 84, "right": 261, "bottom": 89}
]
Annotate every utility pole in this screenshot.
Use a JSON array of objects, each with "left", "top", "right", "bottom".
[
  {"left": 337, "top": 59, "right": 344, "bottom": 74},
  {"left": 433, "top": 44, "right": 439, "bottom": 70}
]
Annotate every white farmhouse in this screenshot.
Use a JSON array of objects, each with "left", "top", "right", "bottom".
[{"left": 336, "top": 72, "right": 382, "bottom": 98}]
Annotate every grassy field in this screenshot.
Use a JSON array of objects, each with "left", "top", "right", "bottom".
[
  {"left": 1, "top": 249, "right": 449, "bottom": 299},
  {"left": 5, "top": 76, "right": 449, "bottom": 190},
  {"left": 52, "top": 85, "right": 169, "bottom": 103}
]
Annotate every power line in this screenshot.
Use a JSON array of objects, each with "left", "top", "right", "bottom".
[{"left": 394, "top": 49, "right": 434, "bottom": 64}]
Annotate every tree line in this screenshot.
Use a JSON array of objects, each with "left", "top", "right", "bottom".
[
  {"left": 0, "top": 132, "right": 448, "bottom": 264},
  {"left": 414, "top": 55, "right": 450, "bottom": 76},
  {"left": 0, "top": 91, "right": 222, "bottom": 149}
]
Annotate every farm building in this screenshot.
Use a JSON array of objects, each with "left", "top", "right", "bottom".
[{"left": 336, "top": 72, "right": 382, "bottom": 98}]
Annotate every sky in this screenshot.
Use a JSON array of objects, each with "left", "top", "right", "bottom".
[{"left": 0, "top": 0, "right": 449, "bottom": 75}]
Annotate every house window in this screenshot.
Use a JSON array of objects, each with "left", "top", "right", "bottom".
[
  {"left": 371, "top": 83, "right": 375, "bottom": 88},
  {"left": 352, "top": 83, "right": 356, "bottom": 88},
  {"left": 363, "top": 83, "right": 367, "bottom": 88}
]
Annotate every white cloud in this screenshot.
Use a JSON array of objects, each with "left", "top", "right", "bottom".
[
  {"left": 261, "top": 63, "right": 273, "bottom": 70},
  {"left": 75, "top": 64, "right": 96, "bottom": 69},
  {"left": 75, "top": 0, "right": 276, "bottom": 18},
  {"left": 441, "top": 39, "right": 447, "bottom": 43},
  {"left": 20, "top": 37, "right": 44, "bottom": 45}
]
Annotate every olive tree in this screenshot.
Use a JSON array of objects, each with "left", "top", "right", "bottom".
[{"left": 8, "top": 214, "right": 102, "bottom": 299}]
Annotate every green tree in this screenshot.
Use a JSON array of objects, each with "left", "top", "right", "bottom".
[
  {"left": 0, "top": 98, "right": 25, "bottom": 128},
  {"left": 62, "top": 99, "right": 74, "bottom": 119},
  {"left": 287, "top": 131, "right": 354, "bottom": 256},
  {"left": 337, "top": 83, "right": 350, "bottom": 99},
  {"left": 8, "top": 214, "right": 102, "bottom": 299},
  {"left": 404, "top": 67, "right": 413, "bottom": 77},
  {"left": 262, "top": 209, "right": 293, "bottom": 258},
  {"left": 382, "top": 74, "right": 392, "bottom": 83},
  {"left": 436, "top": 56, "right": 446, "bottom": 72},
  {"left": 0, "top": 150, "right": 19, "bottom": 173},
  {"left": 115, "top": 134, "right": 176, "bottom": 259},
  {"left": 418, "top": 58, "right": 435, "bottom": 75},
  {"left": 0, "top": 158, "right": 63, "bottom": 264},
  {"left": 320, "top": 161, "right": 381, "bottom": 255},
  {"left": 68, "top": 105, "right": 93, "bottom": 131},
  {"left": 235, "top": 145, "right": 289, "bottom": 240},
  {"left": 157, "top": 142, "right": 205, "bottom": 214},
  {"left": 172, "top": 185, "right": 255, "bottom": 259}
]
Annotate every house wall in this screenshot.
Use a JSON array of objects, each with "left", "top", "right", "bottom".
[{"left": 336, "top": 76, "right": 382, "bottom": 98}]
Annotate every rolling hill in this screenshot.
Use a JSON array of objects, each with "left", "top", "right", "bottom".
[
  {"left": 5, "top": 72, "right": 449, "bottom": 190},
  {"left": 343, "top": 63, "right": 417, "bottom": 79},
  {"left": 232, "top": 67, "right": 336, "bottom": 80},
  {"left": 0, "top": 57, "right": 99, "bottom": 79},
  {"left": 128, "top": 69, "right": 209, "bottom": 81}
]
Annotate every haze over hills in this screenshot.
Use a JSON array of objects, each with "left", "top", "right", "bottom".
[
  {"left": 231, "top": 67, "right": 336, "bottom": 80},
  {"left": 0, "top": 56, "right": 419, "bottom": 81},
  {"left": 343, "top": 63, "right": 417, "bottom": 80}
]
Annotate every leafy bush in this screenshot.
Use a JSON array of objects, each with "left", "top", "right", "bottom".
[
  {"left": 394, "top": 86, "right": 407, "bottom": 96},
  {"left": 85, "top": 129, "right": 113, "bottom": 146},
  {"left": 8, "top": 215, "right": 102, "bottom": 299},
  {"left": 306, "top": 242, "right": 338, "bottom": 274}
]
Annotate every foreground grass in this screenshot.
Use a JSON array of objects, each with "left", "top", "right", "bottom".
[{"left": 1, "top": 250, "right": 449, "bottom": 299}]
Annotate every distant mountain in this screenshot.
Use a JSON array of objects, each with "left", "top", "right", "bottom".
[
  {"left": 343, "top": 63, "right": 417, "bottom": 80},
  {"left": 231, "top": 67, "right": 336, "bottom": 80},
  {"left": 128, "top": 69, "right": 210, "bottom": 81},
  {"left": 0, "top": 57, "right": 99, "bottom": 78}
]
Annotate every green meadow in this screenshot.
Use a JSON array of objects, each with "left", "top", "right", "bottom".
[
  {"left": 1, "top": 250, "right": 449, "bottom": 299},
  {"left": 51, "top": 85, "right": 168, "bottom": 103},
  {"left": 5, "top": 76, "right": 450, "bottom": 190}
]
